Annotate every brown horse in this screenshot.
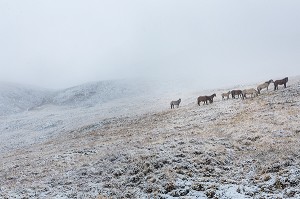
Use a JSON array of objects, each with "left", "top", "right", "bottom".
[
  {"left": 231, "top": 90, "right": 243, "bottom": 99},
  {"left": 197, "top": 96, "right": 213, "bottom": 105},
  {"left": 274, "top": 77, "right": 288, "bottom": 90}
]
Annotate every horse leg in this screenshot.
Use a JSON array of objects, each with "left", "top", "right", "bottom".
[{"left": 284, "top": 83, "right": 286, "bottom": 88}]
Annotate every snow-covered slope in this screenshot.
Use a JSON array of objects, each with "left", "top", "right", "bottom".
[
  {"left": 0, "top": 79, "right": 177, "bottom": 152},
  {"left": 51, "top": 79, "right": 151, "bottom": 107},
  {"left": 0, "top": 79, "right": 168, "bottom": 116},
  {"left": 0, "top": 82, "right": 51, "bottom": 116},
  {"left": 0, "top": 79, "right": 147, "bottom": 115}
]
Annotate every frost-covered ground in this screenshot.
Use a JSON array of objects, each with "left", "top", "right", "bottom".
[{"left": 0, "top": 77, "right": 300, "bottom": 198}]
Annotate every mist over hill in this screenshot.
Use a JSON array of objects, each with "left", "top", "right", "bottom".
[
  {"left": 0, "top": 82, "right": 51, "bottom": 116},
  {"left": 0, "top": 79, "right": 147, "bottom": 116},
  {"left": 0, "top": 78, "right": 206, "bottom": 117},
  {"left": 51, "top": 80, "right": 149, "bottom": 107}
]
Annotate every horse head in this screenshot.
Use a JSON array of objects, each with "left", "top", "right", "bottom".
[{"left": 269, "top": 79, "right": 274, "bottom": 83}]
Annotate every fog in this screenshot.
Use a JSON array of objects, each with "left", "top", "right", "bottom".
[{"left": 0, "top": 0, "right": 299, "bottom": 89}]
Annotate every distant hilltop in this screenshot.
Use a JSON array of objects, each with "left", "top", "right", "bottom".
[
  {"left": 0, "top": 76, "right": 299, "bottom": 116},
  {"left": 0, "top": 79, "right": 148, "bottom": 116}
]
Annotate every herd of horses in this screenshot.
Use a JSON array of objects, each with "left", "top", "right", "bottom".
[{"left": 170, "top": 77, "right": 288, "bottom": 109}]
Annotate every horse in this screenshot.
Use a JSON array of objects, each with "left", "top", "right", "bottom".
[
  {"left": 209, "top": 93, "right": 217, "bottom": 102},
  {"left": 170, "top": 98, "right": 181, "bottom": 109},
  {"left": 231, "top": 90, "right": 243, "bottom": 99},
  {"left": 197, "top": 96, "right": 213, "bottom": 106},
  {"left": 257, "top": 79, "right": 274, "bottom": 94},
  {"left": 221, "top": 91, "right": 231, "bottom": 100},
  {"left": 242, "top": 88, "right": 258, "bottom": 99},
  {"left": 274, "top": 77, "right": 288, "bottom": 90}
]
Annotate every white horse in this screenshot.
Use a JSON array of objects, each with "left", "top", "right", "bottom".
[
  {"left": 242, "top": 88, "right": 258, "bottom": 99},
  {"left": 170, "top": 98, "right": 181, "bottom": 109},
  {"left": 257, "top": 80, "right": 274, "bottom": 94},
  {"left": 221, "top": 91, "right": 231, "bottom": 100}
]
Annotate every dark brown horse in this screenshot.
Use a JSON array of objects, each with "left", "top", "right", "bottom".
[
  {"left": 231, "top": 90, "right": 243, "bottom": 99},
  {"left": 274, "top": 77, "right": 288, "bottom": 90},
  {"left": 209, "top": 93, "right": 217, "bottom": 102},
  {"left": 197, "top": 96, "right": 213, "bottom": 105}
]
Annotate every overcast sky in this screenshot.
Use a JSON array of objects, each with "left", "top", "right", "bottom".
[{"left": 0, "top": 0, "right": 299, "bottom": 89}]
